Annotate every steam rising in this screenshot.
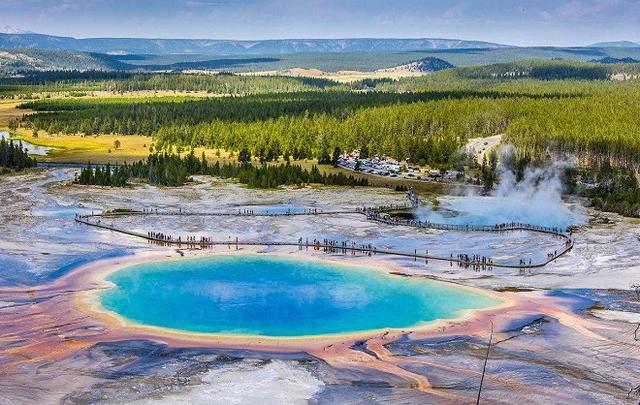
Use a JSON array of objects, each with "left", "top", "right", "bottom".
[{"left": 415, "top": 145, "right": 585, "bottom": 228}]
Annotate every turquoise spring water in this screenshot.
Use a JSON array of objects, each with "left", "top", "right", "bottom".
[{"left": 100, "top": 255, "right": 500, "bottom": 337}]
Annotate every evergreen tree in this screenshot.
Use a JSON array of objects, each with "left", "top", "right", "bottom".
[{"left": 0, "top": 138, "right": 37, "bottom": 171}]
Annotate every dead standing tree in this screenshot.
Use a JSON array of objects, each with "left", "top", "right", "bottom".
[
  {"left": 476, "top": 321, "right": 494, "bottom": 405},
  {"left": 630, "top": 283, "right": 640, "bottom": 403},
  {"left": 628, "top": 385, "right": 640, "bottom": 403},
  {"left": 632, "top": 283, "right": 640, "bottom": 341}
]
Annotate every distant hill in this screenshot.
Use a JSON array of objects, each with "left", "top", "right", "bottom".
[
  {"left": 590, "top": 41, "right": 640, "bottom": 48},
  {"left": 591, "top": 56, "right": 640, "bottom": 64},
  {"left": 380, "top": 57, "right": 454, "bottom": 73},
  {"left": 0, "top": 48, "right": 129, "bottom": 73},
  {"left": 0, "top": 25, "right": 32, "bottom": 35},
  {"left": 3, "top": 41, "right": 640, "bottom": 75},
  {"left": 0, "top": 33, "right": 509, "bottom": 55},
  {"left": 450, "top": 60, "right": 640, "bottom": 81}
]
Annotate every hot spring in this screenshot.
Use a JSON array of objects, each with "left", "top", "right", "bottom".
[
  {"left": 99, "top": 255, "right": 500, "bottom": 337},
  {"left": 393, "top": 194, "right": 585, "bottom": 229}
]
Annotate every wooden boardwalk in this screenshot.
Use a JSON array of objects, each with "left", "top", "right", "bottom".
[
  {"left": 75, "top": 188, "right": 573, "bottom": 269},
  {"left": 367, "top": 213, "right": 568, "bottom": 238},
  {"left": 88, "top": 205, "right": 569, "bottom": 239},
  {"left": 75, "top": 210, "right": 573, "bottom": 270}
]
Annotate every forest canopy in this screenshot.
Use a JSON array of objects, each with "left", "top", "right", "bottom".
[
  {"left": 17, "top": 79, "right": 640, "bottom": 169},
  {"left": 7, "top": 61, "right": 640, "bottom": 171},
  {"left": 75, "top": 151, "right": 368, "bottom": 188},
  {"left": 7, "top": 61, "right": 640, "bottom": 216}
]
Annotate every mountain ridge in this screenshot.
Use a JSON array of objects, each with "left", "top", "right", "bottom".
[
  {"left": 589, "top": 41, "right": 640, "bottom": 48},
  {"left": 0, "top": 32, "right": 511, "bottom": 55}
]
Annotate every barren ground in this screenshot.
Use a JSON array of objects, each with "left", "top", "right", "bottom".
[{"left": 1, "top": 169, "right": 639, "bottom": 404}]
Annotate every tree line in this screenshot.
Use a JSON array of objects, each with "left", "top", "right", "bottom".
[
  {"left": 19, "top": 89, "right": 527, "bottom": 134},
  {"left": 75, "top": 151, "right": 368, "bottom": 188},
  {"left": 579, "top": 162, "right": 640, "bottom": 217},
  {"left": 430, "top": 60, "right": 640, "bottom": 81},
  {"left": 0, "top": 138, "right": 37, "bottom": 171},
  {"left": 17, "top": 79, "right": 640, "bottom": 171},
  {"left": 18, "top": 89, "right": 573, "bottom": 167},
  {"left": 0, "top": 71, "right": 345, "bottom": 99}
]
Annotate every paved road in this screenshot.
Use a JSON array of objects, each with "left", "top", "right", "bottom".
[{"left": 466, "top": 134, "right": 503, "bottom": 161}]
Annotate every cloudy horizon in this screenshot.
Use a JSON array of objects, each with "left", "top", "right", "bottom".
[{"left": 2, "top": 0, "right": 639, "bottom": 47}]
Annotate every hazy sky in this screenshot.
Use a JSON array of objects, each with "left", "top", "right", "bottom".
[{"left": 2, "top": 0, "right": 639, "bottom": 46}]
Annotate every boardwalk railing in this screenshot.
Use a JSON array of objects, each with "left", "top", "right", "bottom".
[
  {"left": 86, "top": 207, "right": 568, "bottom": 238},
  {"left": 93, "top": 208, "right": 358, "bottom": 218},
  {"left": 74, "top": 212, "right": 574, "bottom": 270},
  {"left": 363, "top": 188, "right": 569, "bottom": 238},
  {"left": 74, "top": 187, "right": 574, "bottom": 269},
  {"left": 366, "top": 212, "right": 568, "bottom": 238}
]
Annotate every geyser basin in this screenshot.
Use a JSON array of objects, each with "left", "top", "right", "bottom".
[
  {"left": 406, "top": 195, "right": 584, "bottom": 229},
  {"left": 99, "top": 255, "right": 500, "bottom": 337}
]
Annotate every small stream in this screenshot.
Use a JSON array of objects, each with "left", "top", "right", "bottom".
[{"left": 0, "top": 131, "right": 55, "bottom": 156}]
